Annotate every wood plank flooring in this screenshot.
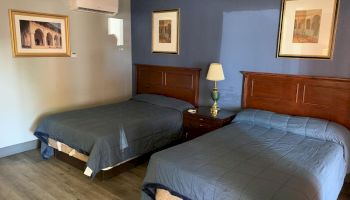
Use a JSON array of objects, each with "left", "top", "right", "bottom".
[
  {"left": 0, "top": 149, "right": 349, "bottom": 200},
  {"left": 0, "top": 149, "right": 147, "bottom": 200}
]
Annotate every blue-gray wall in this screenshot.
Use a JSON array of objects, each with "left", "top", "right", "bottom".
[{"left": 131, "top": 0, "right": 350, "bottom": 109}]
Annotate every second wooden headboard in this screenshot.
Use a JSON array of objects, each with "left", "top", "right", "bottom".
[
  {"left": 136, "top": 64, "right": 201, "bottom": 107},
  {"left": 242, "top": 71, "right": 350, "bottom": 129}
]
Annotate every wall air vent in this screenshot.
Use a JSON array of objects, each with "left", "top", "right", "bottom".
[{"left": 71, "top": 0, "right": 119, "bottom": 16}]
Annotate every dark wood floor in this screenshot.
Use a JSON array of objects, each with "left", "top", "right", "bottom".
[{"left": 0, "top": 149, "right": 349, "bottom": 200}]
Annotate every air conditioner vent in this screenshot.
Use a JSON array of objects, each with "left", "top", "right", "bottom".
[
  {"left": 76, "top": 7, "right": 116, "bottom": 15},
  {"left": 71, "top": 0, "right": 118, "bottom": 16}
]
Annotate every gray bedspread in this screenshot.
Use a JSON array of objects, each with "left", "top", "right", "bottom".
[
  {"left": 35, "top": 94, "right": 193, "bottom": 177},
  {"left": 142, "top": 109, "right": 350, "bottom": 200}
]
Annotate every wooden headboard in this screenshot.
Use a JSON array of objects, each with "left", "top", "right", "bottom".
[
  {"left": 136, "top": 64, "right": 201, "bottom": 107},
  {"left": 242, "top": 72, "right": 350, "bottom": 129}
]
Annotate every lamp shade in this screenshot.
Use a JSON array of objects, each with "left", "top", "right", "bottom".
[{"left": 206, "top": 63, "right": 225, "bottom": 81}]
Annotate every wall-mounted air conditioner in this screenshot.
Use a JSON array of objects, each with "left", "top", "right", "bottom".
[{"left": 70, "top": 0, "right": 119, "bottom": 15}]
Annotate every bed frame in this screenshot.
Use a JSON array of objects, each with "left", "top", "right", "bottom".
[
  {"left": 136, "top": 64, "right": 201, "bottom": 107},
  {"left": 53, "top": 64, "right": 201, "bottom": 180},
  {"left": 242, "top": 72, "right": 350, "bottom": 129}
]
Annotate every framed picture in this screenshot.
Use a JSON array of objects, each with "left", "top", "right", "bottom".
[
  {"left": 152, "top": 9, "right": 180, "bottom": 54},
  {"left": 277, "top": 0, "right": 339, "bottom": 59},
  {"left": 9, "top": 10, "right": 71, "bottom": 57}
]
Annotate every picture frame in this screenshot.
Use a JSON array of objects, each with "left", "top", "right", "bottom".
[
  {"left": 277, "top": 0, "right": 340, "bottom": 59},
  {"left": 9, "top": 9, "right": 71, "bottom": 57},
  {"left": 152, "top": 9, "right": 180, "bottom": 54}
]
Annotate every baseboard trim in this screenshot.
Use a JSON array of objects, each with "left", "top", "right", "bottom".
[{"left": 0, "top": 140, "right": 39, "bottom": 158}]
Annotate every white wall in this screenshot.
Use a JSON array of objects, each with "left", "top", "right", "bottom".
[{"left": 0, "top": 0, "right": 132, "bottom": 148}]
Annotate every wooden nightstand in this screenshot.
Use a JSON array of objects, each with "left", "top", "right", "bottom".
[{"left": 183, "top": 107, "right": 236, "bottom": 140}]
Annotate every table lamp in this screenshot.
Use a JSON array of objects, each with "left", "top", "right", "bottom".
[{"left": 206, "top": 63, "right": 225, "bottom": 117}]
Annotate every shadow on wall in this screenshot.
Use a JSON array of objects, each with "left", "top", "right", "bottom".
[
  {"left": 132, "top": 0, "right": 350, "bottom": 110},
  {"left": 219, "top": 0, "right": 350, "bottom": 110},
  {"left": 218, "top": 8, "right": 301, "bottom": 110},
  {"left": 131, "top": 0, "right": 283, "bottom": 107}
]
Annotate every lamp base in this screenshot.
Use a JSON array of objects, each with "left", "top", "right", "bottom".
[
  {"left": 210, "top": 83, "right": 220, "bottom": 117},
  {"left": 210, "top": 106, "right": 218, "bottom": 117}
]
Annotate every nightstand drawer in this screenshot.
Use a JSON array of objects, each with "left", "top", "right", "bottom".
[
  {"left": 184, "top": 114, "right": 218, "bottom": 126},
  {"left": 183, "top": 107, "right": 236, "bottom": 141},
  {"left": 184, "top": 120, "right": 214, "bottom": 129}
]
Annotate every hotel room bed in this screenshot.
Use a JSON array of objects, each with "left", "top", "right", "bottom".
[
  {"left": 34, "top": 64, "right": 201, "bottom": 177},
  {"left": 142, "top": 109, "right": 350, "bottom": 200},
  {"left": 142, "top": 72, "right": 350, "bottom": 200},
  {"left": 35, "top": 94, "right": 193, "bottom": 177}
]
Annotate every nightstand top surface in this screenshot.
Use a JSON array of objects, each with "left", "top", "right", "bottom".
[{"left": 186, "top": 106, "right": 236, "bottom": 120}]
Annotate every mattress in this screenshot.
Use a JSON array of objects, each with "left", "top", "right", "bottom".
[
  {"left": 35, "top": 94, "right": 193, "bottom": 177},
  {"left": 142, "top": 109, "right": 350, "bottom": 200}
]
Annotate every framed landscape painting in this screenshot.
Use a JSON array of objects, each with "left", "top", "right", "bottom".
[
  {"left": 9, "top": 10, "right": 71, "bottom": 57},
  {"left": 277, "top": 0, "right": 339, "bottom": 59},
  {"left": 152, "top": 9, "right": 180, "bottom": 54}
]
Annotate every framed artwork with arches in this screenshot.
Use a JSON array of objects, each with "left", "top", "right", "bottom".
[{"left": 9, "top": 10, "right": 71, "bottom": 57}]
